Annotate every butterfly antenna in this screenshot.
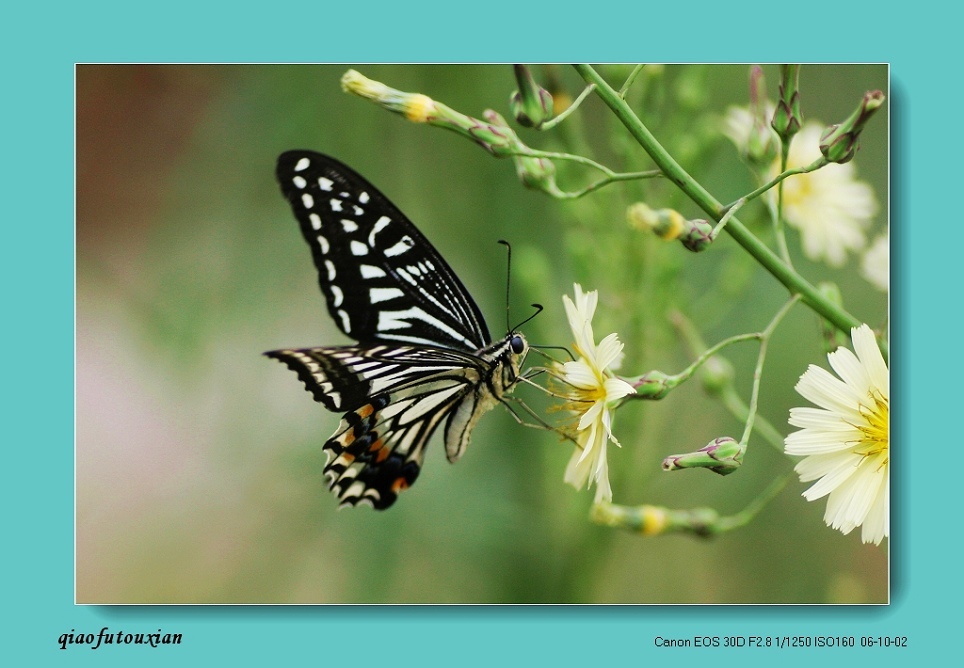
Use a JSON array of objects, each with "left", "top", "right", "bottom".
[
  {"left": 529, "top": 344, "right": 576, "bottom": 362},
  {"left": 498, "top": 239, "right": 512, "bottom": 333},
  {"left": 512, "top": 303, "right": 544, "bottom": 332}
]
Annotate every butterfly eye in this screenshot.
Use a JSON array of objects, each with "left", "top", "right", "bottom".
[{"left": 510, "top": 335, "right": 526, "bottom": 354}]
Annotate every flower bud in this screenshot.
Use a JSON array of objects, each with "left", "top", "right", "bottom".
[
  {"left": 771, "top": 64, "right": 802, "bottom": 142},
  {"left": 341, "top": 69, "right": 437, "bottom": 122},
  {"left": 662, "top": 437, "right": 745, "bottom": 476},
  {"left": 819, "top": 90, "right": 885, "bottom": 164},
  {"left": 591, "top": 502, "right": 670, "bottom": 535},
  {"left": 509, "top": 65, "right": 554, "bottom": 129},
  {"left": 513, "top": 154, "right": 563, "bottom": 196},
  {"left": 342, "top": 70, "right": 529, "bottom": 156},
  {"left": 700, "top": 356, "right": 734, "bottom": 396},
  {"left": 679, "top": 219, "right": 715, "bottom": 252},
  {"left": 631, "top": 370, "right": 675, "bottom": 399},
  {"left": 627, "top": 202, "right": 685, "bottom": 239},
  {"left": 591, "top": 502, "right": 719, "bottom": 537},
  {"left": 628, "top": 203, "right": 716, "bottom": 252}
]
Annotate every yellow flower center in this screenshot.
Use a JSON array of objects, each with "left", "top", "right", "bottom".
[
  {"left": 780, "top": 169, "right": 815, "bottom": 213},
  {"left": 855, "top": 389, "right": 889, "bottom": 469}
]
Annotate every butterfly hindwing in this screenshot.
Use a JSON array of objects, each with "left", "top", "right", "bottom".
[
  {"left": 267, "top": 344, "right": 488, "bottom": 508},
  {"left": 276, "top": 150, "right": 490, "bottom": 352}
]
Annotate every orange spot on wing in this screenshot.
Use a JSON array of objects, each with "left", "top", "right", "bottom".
[
  {"left": 356, "top": 404, "right": 375, "bottom": 419},
  {"left": 391, "top": 477, "right": 409, "bottom": 494}
]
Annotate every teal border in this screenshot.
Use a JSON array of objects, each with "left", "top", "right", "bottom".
[{"left": 5, "top": 1, "right": 944, "bottom": 665}]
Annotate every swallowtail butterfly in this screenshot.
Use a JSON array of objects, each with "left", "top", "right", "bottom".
[{"left": 266, "top": 151, "right": 527, "bottom": 509}]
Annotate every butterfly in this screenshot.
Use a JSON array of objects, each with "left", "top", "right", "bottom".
[{"left": 266, "top": 151, "right": 528, "bottom": 509}]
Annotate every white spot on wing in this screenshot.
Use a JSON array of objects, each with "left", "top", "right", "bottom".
[
  {"left": 309, "top": 213, "right": 322, "bottom": 230},
  {"left": 301, "top": 193, "right": 314, "bottom": 209},
  {"left": 370, "top": 287, "right": 405, "bottom": 303},
  {"left": 295, "top": 158, "right": 310, "bottom": 171},
  {"left": 331, "top": 284, "right": 344, "bottom": 307},
  {"left": 324, "top": 260, "right": 336, "bottom": 281},
  {"left": 318, "top": 177, "right": 333, "bottom": 191},
  {"left": 316, "top": 234, "right": 329, "bottom": 254},
  {"left": 369, "top": 216, "right": 392, "bottom": 246},
  {"left": 350, "top": 240, "right": 368, "bottom": 256},
  {"left": 377, "top": 307, "right": 474, "bottom": 346},
  {"left": 360, "top": 264, "right": 387, "bottom": 278},
  {"left": 359, "top": 191, "right": 370, "bottom": 203},
  {"left": 337, "top": 309, "right": 351, "bottom": 333},
  {"left": 341, "top": 219, "right": 359, "bottom": 232},
  {"left": 293, "top": 176, "right": 307, "bottom": 189},
  {"left": 383, "top": 235, "right": 415, "bottom": 257},
  {"left": 330, "top": 199, "right": 343, "bottom": 212}
]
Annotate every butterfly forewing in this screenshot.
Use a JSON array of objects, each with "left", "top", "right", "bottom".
[
  {"left": 276, "top": 151, "right": 490, "bottom": 351},
  {"left": 268, "top": 151, "right": 526, "bottom": 509}
]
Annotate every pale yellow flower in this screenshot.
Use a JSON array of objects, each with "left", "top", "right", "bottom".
[
  {"left": 557, "top": 285, "right": 635, "bottom": 503},
  {"left": 785, "top": 324, "right": 889, "bottom": 545},
  {"left": 724, "top": 108, "right": 879, "bottom": 267},
  {"left": 778, "top": 124, "right": 878, "bottom": 266}
]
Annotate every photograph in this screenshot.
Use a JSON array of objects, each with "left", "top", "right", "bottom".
[{"left": 76, "top": 63, "right": 888, "bottom": 604}]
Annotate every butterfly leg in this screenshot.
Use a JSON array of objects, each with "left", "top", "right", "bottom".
[{"left": 498, "top": 395, "right": 578, "bottom": 445}]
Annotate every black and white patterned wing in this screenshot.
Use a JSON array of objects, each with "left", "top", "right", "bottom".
[
  {"left": 276, "top": 150, "right": 490, "bottom": 351},
  {"left": 266, "top": 344, "right": 487, "bottom": 508}
]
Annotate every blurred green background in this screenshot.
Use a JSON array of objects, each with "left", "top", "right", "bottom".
[{"left": 76, "top": 64, "right": 888, "bottom": 603}]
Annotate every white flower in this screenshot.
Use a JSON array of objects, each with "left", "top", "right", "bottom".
[
  {"left": 779, "top": 123, "right": 878, "bottom": 266},
  {"left": 784, "top": 324, "right": 889, "bottom": 545},
  {"left": 724, "top": 109, "right": 879, "bottom": 267},
  {"left": 861, "top": 232, "right": 889, "bottom": 291},
  {"left": 556, "top": 284, "right": 635, "bottom": 503}
]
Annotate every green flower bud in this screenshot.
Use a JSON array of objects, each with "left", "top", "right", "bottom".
[
  {"left": 819, "top": 90, "right": 885, "bottom": 164},
  {"left": 699, "top": 356, "right": 734, "bottom": 396},
  {"left": 512, "top": 154, "right": 563, "bottom": 196},
  {"left": 510, "top": 65, "right": 554, "bottom": 129},
  {"left": 679, "top": 219, "right": 715, "bottom": 252},
  {"left": 771, "top": 64, "right": 803, "bottom": 142},
  {"left": 662, "top": 437, "right": 745, "bottom": 476},
  {"left": 631, "top": 370, "right": 675, "bottom": 399}
]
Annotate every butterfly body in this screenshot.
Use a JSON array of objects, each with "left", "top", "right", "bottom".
[{"left": 267, "top": 151, "right": 525, "bottom": 509}]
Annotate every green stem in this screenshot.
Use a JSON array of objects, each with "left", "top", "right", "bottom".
[
  {"left": 740, "top": 295, "right": 800, "bottom": 447},
  {"left": 572, "top": 65, "right": 885, "bottom": 359},
  {"left": 618, "top": 65, "right": 646, "bottom": 98},
  {"left": 540, "top": 84, "right": 596, "bottom": 131},
  {"left": 506, "top": 148, "right": 661, "bottom": 199},
  {"left": 722, "top": 157, "right": 826, "bottom": 213},
  {"left": 591, "top": 470, "right": 793, "bottom": 537},
  {"left": 714, "top": 471, "right": 794, "bottom": 533}
]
